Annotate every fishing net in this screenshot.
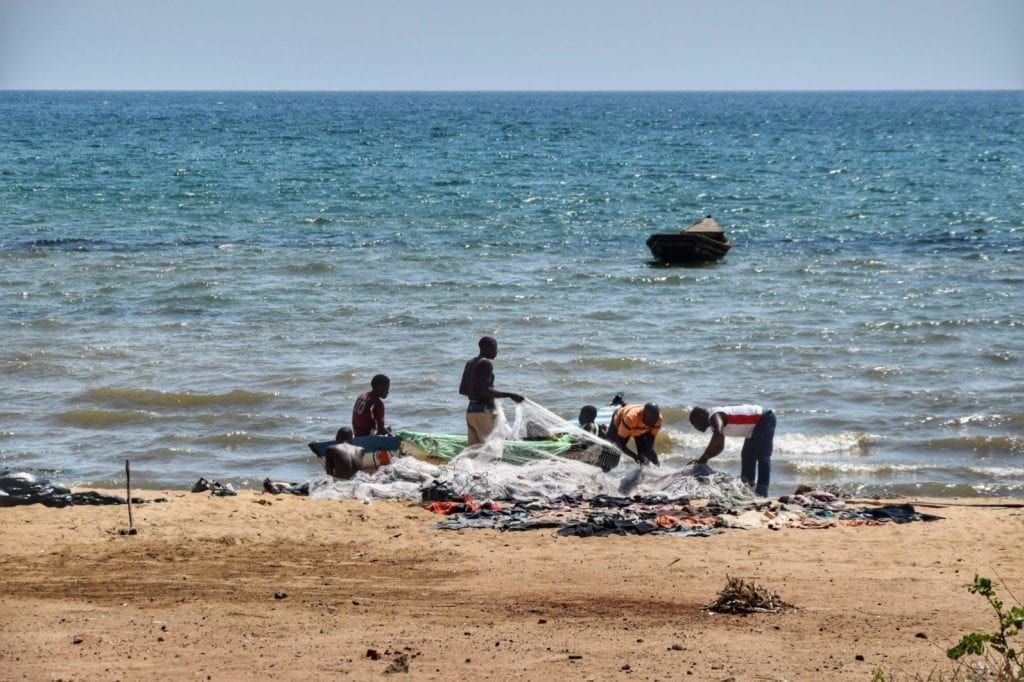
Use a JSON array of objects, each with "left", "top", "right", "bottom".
[
  {"left": 308, "top": 456, "right": 443, "bottom": 501},
  {"left": 309, "top": 399, "right": 758, "bottom": 505}
]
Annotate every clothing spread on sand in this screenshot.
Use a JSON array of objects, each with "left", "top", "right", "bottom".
[
  {"left": 4, "top": 466, "right": 945, "bottom": 538},
  {"left": 420, "top": 488, "right": 943, "bottom": 535},
  {"left": 0, "top": 471, "right": 166, "bottom": 507},
  {"left": 308, "top": 450, "right": 941, "bottom": 537}
]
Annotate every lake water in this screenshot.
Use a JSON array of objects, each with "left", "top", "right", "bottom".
[{"left": 1, "top": 90, "right": 1021, "bottom": 497}]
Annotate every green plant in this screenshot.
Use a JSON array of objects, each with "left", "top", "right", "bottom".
[{"left": 947, "top": 575, "right": 1024, "bottom": 681}]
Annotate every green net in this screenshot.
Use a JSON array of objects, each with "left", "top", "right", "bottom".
[{"left": 396, "top": 429, "right": 575, "bottom": 466}]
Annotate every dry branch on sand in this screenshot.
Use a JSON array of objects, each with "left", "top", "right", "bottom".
[{"left": 706, "top": 576, "right": 794, "bottom": 614}]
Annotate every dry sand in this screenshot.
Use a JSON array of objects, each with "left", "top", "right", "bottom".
[{"left": 2, "top": 490, "right": 1022, "bottom": 681}]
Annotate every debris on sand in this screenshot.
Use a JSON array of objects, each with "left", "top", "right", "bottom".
[{"left": 706, "top": 576, "right": 793, "bottom": 614}]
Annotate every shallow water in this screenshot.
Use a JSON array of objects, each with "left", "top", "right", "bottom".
[{"left": 1, "top": 91, "right": 1022, "bottom": 497}]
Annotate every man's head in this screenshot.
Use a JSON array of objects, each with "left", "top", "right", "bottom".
[
  {"left": 579, "top": 405, "right": 597, "bottom": 424},
  {"left": 335, "top": 426, "right": 354, "bottom": 443},
  {"left": 478, "top": 335, "right": 498, "bottom": 359},
  {"left": 642, "top": 402, "right": 661, "bottom": 427},
  {"left": 688, "top": 407, "right": 710, "bottom": 432},
  {"left": 371, "top": 374, "right": 390, "bottom": 398}
]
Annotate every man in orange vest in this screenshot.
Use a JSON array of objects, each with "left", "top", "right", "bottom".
[{"left": 608, "top": 402, "right": 662, "bottom": 466}]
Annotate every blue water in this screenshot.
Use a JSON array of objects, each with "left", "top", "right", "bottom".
[{"left": 1, "top": 91, "right": 1022, "bottom": 497}]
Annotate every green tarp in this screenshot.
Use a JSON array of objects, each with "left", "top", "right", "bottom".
[{"left": 396, "top": 429, "right": 575, "bottom": 465}]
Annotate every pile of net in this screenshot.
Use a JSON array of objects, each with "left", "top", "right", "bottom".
[
  {"left": 705, "top": 576, "right": 794, "bottom": 614},
  {"left": 309, "top": 398, "right": 757, "bottom": 506}
]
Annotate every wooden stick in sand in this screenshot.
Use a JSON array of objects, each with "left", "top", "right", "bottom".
[{"left": 125, "top": 459, "right": 137, "bottom": 535}]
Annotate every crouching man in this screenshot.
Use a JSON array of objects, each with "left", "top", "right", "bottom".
[{"left": 324, "top": 427, "right": 392, "bottom": 479}]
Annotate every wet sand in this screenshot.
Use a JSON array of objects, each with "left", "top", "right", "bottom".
[{"left": 2, "top": 490, "right": 1022, "bottom": 680}]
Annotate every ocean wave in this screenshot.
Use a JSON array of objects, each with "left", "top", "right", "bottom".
[
  {"left": 3, "top": 349, "right": 67, "bottom": 375},
  {"left": 982, "top": 349, "right": 1020, "bottom": 363},
  {"left": 286, "top": 261, "right": 335, "bottom": 274},
  {"left": 864, "top": 365, "right": 911, "bottom": 379},
  {"left": 56, "top": 408, "right": 158, "bottom": 427},
  {"left": 909, "top": 435, "right": 1023, "bottom": 456},
  {"left": 131, "top": 446, "right": 194, "bottom": 461},
  {"left": 22, "top": 237, "right": 102, "bottom": 252},
  {"left": 969, "top": 481, "right": 1024, "bottom": 495},
  {"left": 79, "top": 387, "right": 277, "bottom": 409},
  {"left": 168, "top": 280, "right": 220, "bottom": 291},
  {"left": 786, "top": 459, "right": 928, "bottom": 476},
  {"left": 199, "top": 431, "right": 283, "bottom": 448},
  {"left": 776, "top": 432, "right": 875, "bottom": 455},
  {"left": 860, "top": 318, "right": 1011, "bottom": 331},
  {"left": 844, "top": 482, "right": 1013, "bottom": 499},
  {"left": 781, "top": 458, "right": 1024, "bottom": 493},
  {"left": 965, "top": 465, "right": 1024, "bottom": 478},
  {"left": 653, "top": 430, "right": 874, "bottom": 459},
  {"left": 587, "top": 356, "right": 653, "bottom": 370},
  {"left": 944, "top": 413, "right": 1024, "bottom": 429}
]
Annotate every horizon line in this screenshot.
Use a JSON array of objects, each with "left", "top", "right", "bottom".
[{"left": 3, "top": 87, "right": 1022, "bottom": 94}]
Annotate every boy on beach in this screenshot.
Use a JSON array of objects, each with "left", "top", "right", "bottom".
[
  {"left": 352, "top": 374, "right": 392, "bottom": 437},
  {"left": 577, "top": 405, "right": 607, "bottom": 438},
  {"left": 688, "top": 405, "right": 776, "bottom": 496}
]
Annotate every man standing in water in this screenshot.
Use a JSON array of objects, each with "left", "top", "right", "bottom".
[
  {"left": 458, "top": 336, "right": 524, "bottom": 446},
  {"left": 688, "top": 404, "right": 776, "bottom": 496}
]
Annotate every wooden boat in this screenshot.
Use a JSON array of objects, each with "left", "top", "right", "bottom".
[
  {"left": 308, "top": 394, "right": 625, "bottom": 469},
  {"left": 309, "top": 431, "right": 580, "bottom": 467},
  {"left": 646, "top": 215, "right": 732, "bottom": 264}
]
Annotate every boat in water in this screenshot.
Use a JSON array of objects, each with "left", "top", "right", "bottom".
[{"left": 646, "top": 215, "right": 732, "bottom": 264}]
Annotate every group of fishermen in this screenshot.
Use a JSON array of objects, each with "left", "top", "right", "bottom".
[{"left": 325, "top": 335, "right": 776, "bottom": 497}]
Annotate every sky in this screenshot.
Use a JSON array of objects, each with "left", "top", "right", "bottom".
[{"left": 1, "top": 0, "right": 1022, "bottom": 91}]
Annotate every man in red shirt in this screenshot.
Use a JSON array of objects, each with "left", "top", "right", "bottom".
[{"left": 352, "top": 374, "right": 391, "bottom": 437}]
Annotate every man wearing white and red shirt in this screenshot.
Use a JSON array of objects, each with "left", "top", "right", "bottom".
[{"left": 688, "top": 404, "right": 776, "bottom": 496}]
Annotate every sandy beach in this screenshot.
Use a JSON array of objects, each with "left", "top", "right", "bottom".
[{"left": 2, "top": 489, "right": 1022, "bottom": 681}]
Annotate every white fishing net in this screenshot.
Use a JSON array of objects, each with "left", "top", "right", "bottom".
[{"left": 309, "top": 399, "right": 757, "bottom": 505}]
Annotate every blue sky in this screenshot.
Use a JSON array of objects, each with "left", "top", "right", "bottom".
[{"left": 1, "top": 0, "right": 1021, "bottom": 90}]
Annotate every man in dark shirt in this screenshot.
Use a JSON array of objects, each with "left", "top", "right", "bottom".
[
  {"left": 458, "top": 336, "right": 524, "bottom": 446},
  {"left": 352, "top": 374, "right": 391, "bottom": 437}
]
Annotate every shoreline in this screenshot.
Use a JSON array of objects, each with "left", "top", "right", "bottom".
[
  {"left": 2, "top": 489, "right": 1023, "bottom": 680},
  {"left": 21, "top": 459, "right": 1024, "bottom": 503}
]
